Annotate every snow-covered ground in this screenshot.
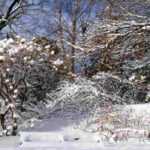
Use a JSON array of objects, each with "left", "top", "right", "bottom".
[
  {"left": 1, "top": 137, "right": 150, "bottom": 150},
  {"left": 0, "top": 136, "right": 19, "bottom": 150},
  {"left": 19, "top": 142, "right": 150, "bottom": 150},
  {"left": 0, "top": 104, "right": 150, "bottom": 150}
]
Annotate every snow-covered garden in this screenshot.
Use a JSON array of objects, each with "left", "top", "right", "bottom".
[{"left": 0, "top": 0, "right": 150, "bottom": 149}]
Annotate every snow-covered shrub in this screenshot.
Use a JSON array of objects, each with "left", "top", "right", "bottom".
[
  {"left": 46, "top": 72, "right": 148, "bottom": 120},
  {"left": 0, "top": 36, "right": 63, "bottom": 135},
  {"left": 82, "top": 21, "right": 150, "bottom": 83},
  {"left": 92, "top": 72, "right": 147, "bottom": 103}
]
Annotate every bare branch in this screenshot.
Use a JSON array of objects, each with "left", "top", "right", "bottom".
[{"left": 5, "top": 0, "right": 21, "bottom": 19}]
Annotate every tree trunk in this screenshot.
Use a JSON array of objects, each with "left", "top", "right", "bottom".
[
  {"left": 71, "top": 17, "right": 77, "bottom": 73},
  {"left": 58, "top": 8, "right": 65, "bottom": 58},
  {"left": 70, "top": 0, "right": 80, "bottom": 73}
]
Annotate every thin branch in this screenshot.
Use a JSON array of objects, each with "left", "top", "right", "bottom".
[
  {"left": 5, "top": 0, "right": 21, "bottom": 19},
  {"left": 62, "top": 39, "right": 85, "bottom": 51}
]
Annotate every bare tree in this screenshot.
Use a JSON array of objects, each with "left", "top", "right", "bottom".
[
  {"left": 0, "top": 0, "right": 27, "bottom": 30},
  {"left": 51, "top": 0, "right": 96, "bottom": 73}
]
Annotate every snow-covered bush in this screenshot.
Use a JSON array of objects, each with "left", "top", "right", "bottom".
[
  {"left": 0, "top": 36, "right": 63, "bottom": 135},
  {"left": 46, "top": 72, "right": 148, "bottom": 119},
  {"left": 83, "top": 21, "right": 150, "bottom": 83}
]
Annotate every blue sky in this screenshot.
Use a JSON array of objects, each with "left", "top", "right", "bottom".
[
  {"left": 0, "top": 0, "right": 105, "bottom": 38},
  {"left": 0, "top": 0, "right": 149, "bottom": 39}
]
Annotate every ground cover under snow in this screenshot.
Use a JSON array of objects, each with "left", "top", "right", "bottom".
[
  {"left": 0, "top": 104, "right": 150, "bottom": 149},
  {"left": 18, "top": 103, "right": 150, "bottom": 149}
]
